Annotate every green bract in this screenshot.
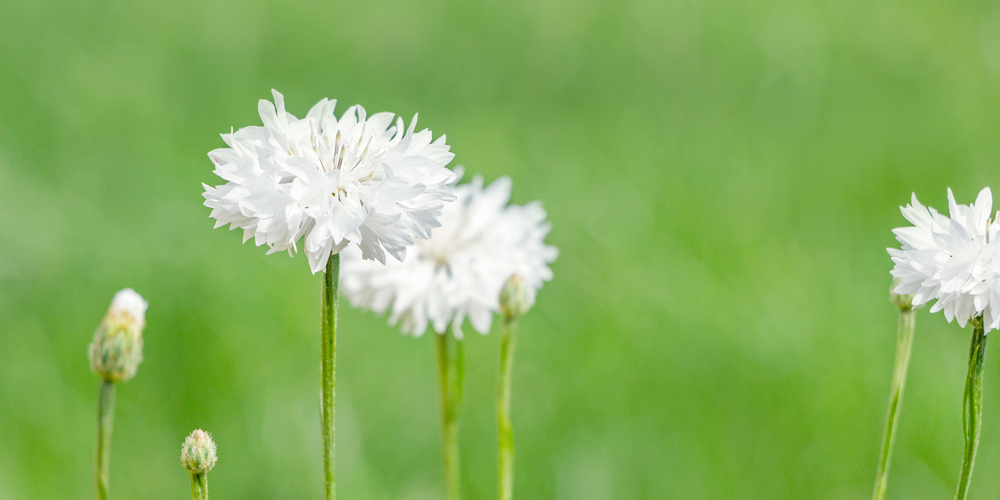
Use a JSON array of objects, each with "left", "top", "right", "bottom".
[
  {"left": 89, "top": 315, "right": 144, "bottom": 383},
  {"left": 181, "top": 430, "right": 218, "bottom": 474}
]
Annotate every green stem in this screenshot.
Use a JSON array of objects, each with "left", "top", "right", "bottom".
[
  {"left": 871, "top": 306, "right": 916, "bottom": 500},
  {"left": 955, "top": 316, "right": 987, "bottom": 500},
  {"left": 321, "top": 253, "right": 339, "bottom": 500},
  {"left": 190, "top": 472, "right": 208, "bottom": 500},
  {"left": 498, "top": 316, "right": 517, "bottom": 500},
  {"left": 456, "top": 335, "right": 465, "bottom": 414},
  {"left": 437, "top": 330, "right": 464, "bottom": 500},
  {"left": 96, "top": 380, "right": 115, "bottom": 500}
]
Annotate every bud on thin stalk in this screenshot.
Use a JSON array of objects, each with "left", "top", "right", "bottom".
[
  {"left": 871, "top": 280, "right": 917, "bottom": 500},
  {"left": 91, "top": 288, "right": 147, "bottom": 500},
  {"left": 498, "top": 274, "right": 531, "bottom": 500},
  {"left": 89, "top": 289, "right": 148, "bottom": 383},
  {"left": 182, "top": 430, "right": 217, "bottom": 500}
]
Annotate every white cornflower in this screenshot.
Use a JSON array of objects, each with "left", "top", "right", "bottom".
[
  {"left": 202, "top": 90, "right": 457, "bottom": 273},
  {"left": 889, "top": 187, "right": 1000, "bottom": 330},
  {"left": 341, "top": 171, "right": 558, "bottom": 338}
]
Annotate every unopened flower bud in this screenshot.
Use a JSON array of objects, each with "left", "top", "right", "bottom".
[
  {"left": 89, "top": 289, "right": 148, "bottom": 382},
  {"left": 500, "top": 274, "right": 530, "bottom": 319},
  {"left": 181, "top": 430, "right": 217, "bottom": 474},
  {"left": 889, "top": 279, "right": 915, "bottom": 311}
]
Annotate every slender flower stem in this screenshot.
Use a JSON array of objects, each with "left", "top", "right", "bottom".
[
  {"left": 498, "top": 316, "right": 517, "bottom": 500},
  {"left": 872, "top": 305, "right": 916, "bottom": 500},
  {"left": 436, "top": 330, "right": 465, "bottom": 500},
  {"left": 95, "top": 380, "right": 115, "bottom": 500},
  {"left": 190, "top": 473, "right": 208, "bottom": 500},
  {"left": 955, "top": 316, "right": 988, "bottom": 500},
  {"left": 321, "top": 253, "right": 339, "bottom": 500}
]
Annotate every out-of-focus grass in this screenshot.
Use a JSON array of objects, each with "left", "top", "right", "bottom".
[{"left": 1, "top": 0, "right": 1000, "bottom": 498}]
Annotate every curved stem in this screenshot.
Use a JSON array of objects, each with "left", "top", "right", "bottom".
[
  {"left": 872, "top": 307, "right": 916, "bottom": 500},
  {"left": 190, "top": 472, "right": 208, "bottom": 500},
  {"left": 321, "top": 253, "right": 339, "bottom": 500},
  {"left": 955, "top": 317, "right": 987, "bottom": 500},
  {"left": 96, "top": 380, "right": 115, "bottom": 500},
  {"left": 498, "top": 316, "right": 517, "bottom": 500},
  {"left": 437, "top": 331, "right": 464, "bottom": 500}
]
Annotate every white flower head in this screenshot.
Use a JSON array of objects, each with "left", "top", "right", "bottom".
[
  {"left": 341, "top": 170, "right": 558, "bottom": 338},
  {"left": 889, "top": 187, "right": 1000, "bottom": 331},
  {"left": 203, "top": 90, "right": 457, "bottom": 273}
]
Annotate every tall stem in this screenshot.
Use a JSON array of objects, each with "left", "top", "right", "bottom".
[
  {"left": 96, "top": 380, "right": 115, "bottom": 500},
  {"left": 437, "top": 331, "right": 465, "bottom": 500},
  {"left": 190, "top": 473, "right": 208, "bottom": 500},
  {"left": 871, "top": 306, "right": 916, "bottom": 500},
  {"left": 498, "top": 316, "right": 517, "bottom": 500},
  {"left": 955, "top": 316, "right": 987, "bottom": 500},
  {"left": 321, "top": 253, "right": 339, "bottom": 500}
]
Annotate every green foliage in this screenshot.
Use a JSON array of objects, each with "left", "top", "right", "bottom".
[{"left": 2, "top": 0, "right": 1000, "bottom": 498}]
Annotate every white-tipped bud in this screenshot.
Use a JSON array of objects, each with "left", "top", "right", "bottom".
[
  {"left": 89, "top": 289, "right": 148, "bottom": 382},
  {"left": 181, "top": 429, "right": 217, "bottom": 474},
  {"left": 889, "top": 279, "right": 915, "bottom": 311},
  {"left": 500, "top": 274, "right": 530, "bottom": 319}
]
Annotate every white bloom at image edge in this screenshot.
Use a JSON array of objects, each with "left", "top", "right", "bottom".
[
  {"left": 341, "top": 171, "right": 558, "bottom": 338},
  {"left": 889, "top": 187, "right": 1000, "bottom": 330},
  {"left": 202, "top": 90, "right": 457, "bottom": 273}
]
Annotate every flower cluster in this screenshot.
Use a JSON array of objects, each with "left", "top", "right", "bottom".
[
  {"left": 203, "top": 91, "right": 559, "bottom": 333},
  {"left": 889, "top": 187, "right": 1000, "bottom": 330},
  {"left": 203, "top": 90, "right": 457, "bottom": 273},
  {"left": 341, "top": 171, "right": 558, "bottom": 337}
]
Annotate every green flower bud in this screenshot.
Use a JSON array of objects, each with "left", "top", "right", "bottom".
[
  {"left": 500, "top": 274, "right": 530, "bottom": 319},
  {"left": 89, "top": 289, "right": 147, "bottom": 382},
  {"left": 181, "top": 429, "right": 218, "bottom": 474}
]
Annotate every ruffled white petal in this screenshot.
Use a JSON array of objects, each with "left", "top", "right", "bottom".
[{"left": 889, "top": 187, "right": 1000, "bottom": 331}]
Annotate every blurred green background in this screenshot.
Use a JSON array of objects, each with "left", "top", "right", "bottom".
[{"left": 2, "top": 0, "right": 1000, "bottom": 498}]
